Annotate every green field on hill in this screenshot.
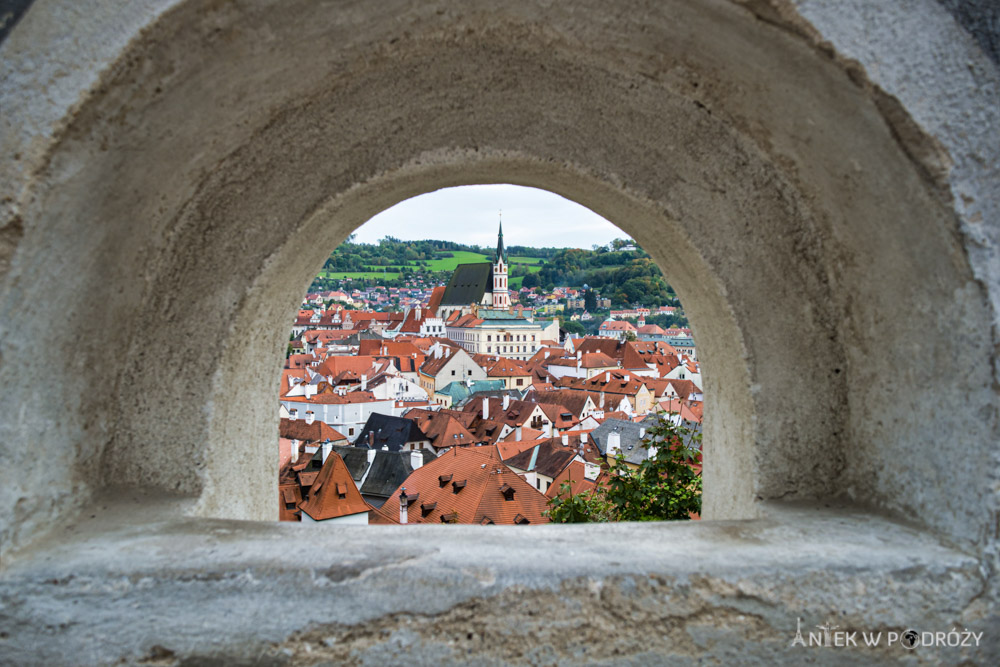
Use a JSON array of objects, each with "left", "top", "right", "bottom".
[
  {"left": 321, "top": 271, "right": 401, "bottom": 280},
  {"left": 423, "top": 252, "right": 544, "bottom": 272},
  {"left": 320, "top": 253, "right": 543, "bottom": 280}
]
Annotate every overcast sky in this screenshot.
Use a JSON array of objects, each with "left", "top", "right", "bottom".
[{"left": 353, "top": 184, "right": 627, "bottom": 249}]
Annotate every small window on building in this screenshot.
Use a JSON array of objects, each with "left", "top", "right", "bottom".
[{"left": 451, "top": 370, "right": 456, "bottom": 376}]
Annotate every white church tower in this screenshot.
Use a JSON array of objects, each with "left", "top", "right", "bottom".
[{"left": 492, "top": 218, "right": 510, "bottom": 309}]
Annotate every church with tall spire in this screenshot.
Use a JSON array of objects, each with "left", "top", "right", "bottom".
[
  {"left": 491, "top": 219, "right": 510, "bottom": 309},
  {"left": 434, "top": 216, "right": 559, "bottom": 358}
]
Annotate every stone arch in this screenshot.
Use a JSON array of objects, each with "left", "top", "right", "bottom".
[
  {"left": 1, "top": 0, "right": 996, "bottom": 559},
  {"left": 3, "top": 1, "right": 999, "bottom": 663}
]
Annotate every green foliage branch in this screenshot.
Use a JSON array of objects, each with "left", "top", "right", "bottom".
[{"left": 545, "top": 415, "right": 702, "bottom": 523}]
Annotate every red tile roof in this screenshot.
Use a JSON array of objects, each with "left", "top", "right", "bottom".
[
  {"left": 278, "top": 418, "right": 347, "bottom": 442},
  {"left": 545, "top": 460, "right": 599, "bottom": 500},
  {"left": 299, "top": 452, "right": 373, "bottom": 521},
  {"left": 380, "top": 446, "right": 550, "bottom": 525}
]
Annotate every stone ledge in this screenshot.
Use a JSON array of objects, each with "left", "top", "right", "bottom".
[{"left": 0, "top": 495, "right": 994, "bottom": 665}]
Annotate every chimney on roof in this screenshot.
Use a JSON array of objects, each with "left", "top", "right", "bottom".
[
  {"left": 623, "top": 373, "right": 630, "bottom": 382},
  {"left": 607, "top": 432, "right": 621, "bottom": 458},
  {"left": 399, "top": 487, "right": 409, "bottom": 525},
  {"left": 639, "top": 427, "right": 646, "bottom": 438},
  {"left": 561, "top": 434, "right": 569, "bottom": 446},
  {"left": 321, "top": 441, "right": 332, "bottom": 464},
  {"left": 502, "top": 394, "right": 510, "bottom": 410},
  {"left": 580, "top": 432, "right": 588, "bottom": 444},
  {"left": 515, "top": 426, "right": 522, "bottom": 441},
  {"left": 410, "top": 450, "right": 424, "bottom": 471},
  {"left": 599, "top": 392, "right": 605, "bottom": 409},
  {"left": 290, "top": 439, "right": 300, "bottom": 462},
  {"left": 577, "top": 349, "right": 582, "bottom": 360},
  {"left": 368, "top": 431, "right": 375, "bottom": 448},
  {"left": 546, "top": 421, "right": 554, "bottom": 438},
  {"left": 416, "top": 306, "right": 421, "bottom": 320},
  {"left": 361, "top": 373, "right": 368, "bottom": 391},
  {"left": 367, "top": 448, "right": 376, "bottom": 464},
  {"left": 305, "top": 411, "right": 315, "bottom": 425},
  {"left": 648, "top": 444, "right": 658, "bottom": 460},
  {"left": 482, "top": 397, "right": 489, "bottom": 421}
]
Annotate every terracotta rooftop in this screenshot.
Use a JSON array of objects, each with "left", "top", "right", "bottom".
[
  {"left": 379, "top": 446, "right": 550, "bottom": 525},
  {"left": 299, "top": 451, "right": 373, "bottom": 521},
  {"left": 545, "top": 459, "right": 601, "bottom": 500},
  {"left": 278, "top": 418, "right": 347, "bottom": 443},
  {"left": 575, "top": 337, "right": 622, "bottom": 360}
]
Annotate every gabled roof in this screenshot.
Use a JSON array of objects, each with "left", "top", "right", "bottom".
[
  {"left": 434, "top": 379, "right": 507, "bottom": 405},
  {"left": 504, "top": 440, "right": 578, "bottom": 479},
  {"left": 409, "top": 410, "right": 478, "bottom": 449},
  {"left": 358, "top": 339, "right": 423, "bottom": 359},
  {"left": 532, "top": 389, "right": 596, "bottom": 418},
  {"left": 316, "top": 355, "right": 378, "bottom": 377},
  {"left": 560, "top": 352, "right": 619, "bottom": 369},
  {"left": 663, "top": 378, "right": 702, "bottom": 400},
  {"left": 560, "top": 371, "right": 651, "bottom": 397},
  {"left": 282, "top": 390, "right": 378, "bottom": 405},
  {"left": 473, "top": 355, "right": 532, "bottom": 377},
  {"left": 278, "top": 418, "right": 347, "bottom": 443},
  {"left": 440, "top": 262, "right": 493, "bottom": 306},
  {"left": 355, "top": 413, "right": 428, "bottom": 452},
  {"left": 589, "top": 416, "right": 659, "bottom": 457},
  {"left": 575, "top": 337, "right": 622, "bottom": 360},
  {"left": 461, "top": 396, "right": 543, "bottom": 428},
  {"left": 545, "top": 460, "right": 600, "bottom": 500},
  {"left": 299, "top": 452, "right": 373, "bottom": 521},
  {"left": 419, "top": 345, "right": 469, "bottom": 377},
  {"left": 379, "top": 446, "right": 549, "bottom": 525},
  {"left": 426, "top": 285, "right": 446, "bottom": 315},
  {"left": 599, "top": 320, "right": 638, "bottom": 331}
]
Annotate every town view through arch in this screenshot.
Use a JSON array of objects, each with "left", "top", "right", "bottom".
[{"left": 278, "top": 185, "right": 704, "bottom": 525}]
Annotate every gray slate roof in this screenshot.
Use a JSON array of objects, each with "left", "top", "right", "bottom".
[
  {"left": 440, "top": 263, "right": 492, "bottom": 306},
  {"left": 355, "top": 413, "right": 427, "bottom": 452},
  {"left": 591, "top": 416, "right": 702, "bottom": 465},
  {"left": 589, "top": 417, "right": 658, "bottom": 458},
  {"left": 332, "top": 445, "right": 435, "bottom": 500}
]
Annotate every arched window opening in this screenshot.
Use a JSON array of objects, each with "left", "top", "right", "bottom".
[{"left": 278, "top": 185, "right": 704, "bottom": 525}]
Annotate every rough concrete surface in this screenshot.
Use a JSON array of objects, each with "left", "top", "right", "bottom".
[
  {"left": 0, "top": 0, "right": 997, "bottom": 663},
  {"left": 0, "top": 498, "right": 994, "bottom": 665}
]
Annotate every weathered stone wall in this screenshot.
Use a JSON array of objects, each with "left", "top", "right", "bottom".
[{"left": 0, "top": 0, "right": 996, "bottom": 663}]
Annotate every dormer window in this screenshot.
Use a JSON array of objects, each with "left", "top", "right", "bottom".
[
  {"left": 452, "top": 479, "right": 467, "bottom": 494},
  {"left": 500, "top": 484, "right": 515, "bottom": 501},
  {"left": 336, "top": 483, "right": 347, "bottom": 499},
  {"left": 438, "top": 474, "right": 453, "bottom": 488},
  {"left": 514, "top": 514, "right": 530, "bottom": 525},
  {"left": 420, "top": 502, "right": 436, "bottom": 518},
  {"left": 440, "top": 511, "right": 459, "bottom": 523}
]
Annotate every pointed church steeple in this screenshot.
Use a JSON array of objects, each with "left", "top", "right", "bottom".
[
  {"left": 492, "top": 212, "right": 509, "bottom": 309},
  {"left": 495, "top": 214, "right": 508, "bottom": 263}
]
